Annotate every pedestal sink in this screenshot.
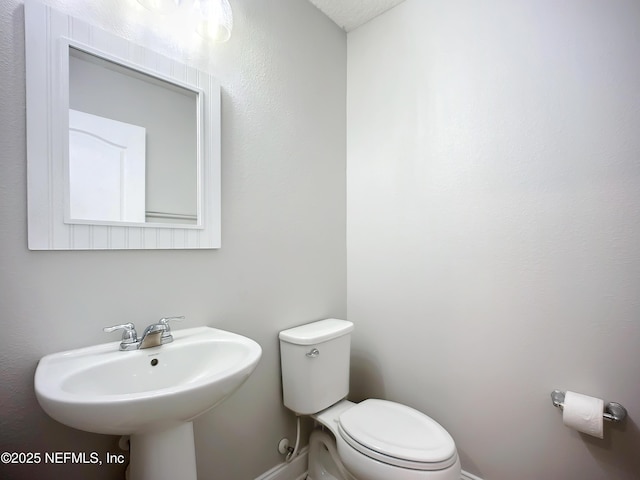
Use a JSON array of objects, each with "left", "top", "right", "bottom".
[{"left": 34, "top": 326, "right": 262, "bottom": 480}]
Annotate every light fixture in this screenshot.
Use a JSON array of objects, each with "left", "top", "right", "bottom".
[
  {"left": 194, "top": 0, "right": 233, "bottom": 43},
  {"left": 136, "top": 0, "right": 183, "bottom": 14},
  {"left": 136, "top": 0, "right": 233, "bottom": 42}
]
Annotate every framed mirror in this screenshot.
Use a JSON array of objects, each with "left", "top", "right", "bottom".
[{"left": 24, "top": 0, "right": 221, "bottom": 250}]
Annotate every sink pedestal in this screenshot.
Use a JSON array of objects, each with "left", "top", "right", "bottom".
[{"left": 130, "top": 422, "right": 197, "bottom": 480}]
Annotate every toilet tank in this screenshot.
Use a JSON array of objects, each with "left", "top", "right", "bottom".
[{"left": 279, "top": 319, "right": 354, "bottom": 415}]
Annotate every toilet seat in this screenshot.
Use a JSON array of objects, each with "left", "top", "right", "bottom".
[{"left": 337, "top": 399, "right": 458, "bottom": 471}]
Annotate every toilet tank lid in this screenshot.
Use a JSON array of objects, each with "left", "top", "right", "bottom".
[{"left": 279, "top": 319, "right": 354, "bottom": 345}]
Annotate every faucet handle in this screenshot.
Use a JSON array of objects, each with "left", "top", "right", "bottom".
[
  {"left": 103, "top": 322, "right": 138, "bottom": 344},
  {"left": 159, "top": 316, "right": 184, "bottom": 331},
  {"left": 158, "top": 316, "right": 184, "bottom": 340}
]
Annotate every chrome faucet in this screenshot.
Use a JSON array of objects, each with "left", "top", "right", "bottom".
[{"left": 103, "top": 316, "right": 185, "bottom": 351}]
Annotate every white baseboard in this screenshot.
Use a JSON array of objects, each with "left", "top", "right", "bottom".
[
  {"left": 254, "top": 448, "right": 483, "bottom": 480},
  {"left": 254, "top": 447, "right": 308, "bottom": 480}
]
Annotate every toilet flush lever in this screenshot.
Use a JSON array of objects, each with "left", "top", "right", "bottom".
[{"left": 306, "top": 348, "right": 320, "bottom": 358}]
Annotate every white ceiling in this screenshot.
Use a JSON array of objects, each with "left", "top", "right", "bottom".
[{"left": 307, "top": 0, "right": 406, "bottom": 32}]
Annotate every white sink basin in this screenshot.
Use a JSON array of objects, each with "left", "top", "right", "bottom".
[{"left": 35, "top": 326, "right": 262, "bottom": 435}]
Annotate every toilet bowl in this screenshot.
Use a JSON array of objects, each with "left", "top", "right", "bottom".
[
  {"left": 279, "top": 319, "right": 461, "bottom": 480},
  {"left": 308, "top": 429, "right": 355, "bottom": 480},
  {"left": 308, "top": 399, "right": 460, "bottom": 480}
]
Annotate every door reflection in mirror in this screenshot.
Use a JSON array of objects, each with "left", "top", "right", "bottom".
[{"left": 69, "top": 109, "right": 146, "bottom": 223}]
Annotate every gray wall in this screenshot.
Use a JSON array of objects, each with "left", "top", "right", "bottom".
[
  {"left": 0, "top": 0, "right": 346, "bottom": 479},
  {"left": 347, "top": 0, "right": 640, "bottom": 479}
]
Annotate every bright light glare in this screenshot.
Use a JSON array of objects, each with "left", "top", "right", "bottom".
[
  {"left": 195, "top": 0, "right": 233, "bottom": 42},
  {"left": 136, "top": 0, "right": 182, "bottom": 14}
]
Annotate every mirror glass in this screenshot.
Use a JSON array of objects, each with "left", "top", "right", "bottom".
[
  {"left": 68, "top": 47, "right": 199, "bottom": 226},
  {"left": 24, "top": 1, "right": 221, "bottom": 250}
]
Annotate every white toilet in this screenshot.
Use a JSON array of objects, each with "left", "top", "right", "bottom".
[{"left": 279, "top": 319, "right": 461, "bottom": 480}]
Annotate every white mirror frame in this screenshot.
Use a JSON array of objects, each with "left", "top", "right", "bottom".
[{"left": 24, "top": 0, "right": 221, "bottom": 250}]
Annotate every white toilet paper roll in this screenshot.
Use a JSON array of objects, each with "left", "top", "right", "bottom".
[{"left": 562, "top": 391, "right": 604, "bottom": 438}]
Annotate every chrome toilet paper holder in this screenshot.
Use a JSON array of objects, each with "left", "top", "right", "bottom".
[{"left": 551, "top": 390, "right": 627, "bottom": 422}]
